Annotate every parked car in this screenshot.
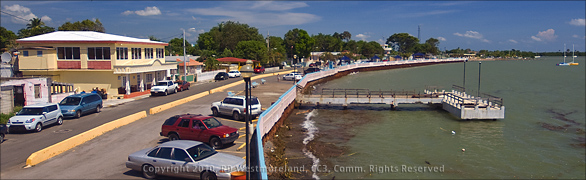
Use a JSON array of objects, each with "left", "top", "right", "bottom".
[
  {"left": 227, "top": 70, "right": 241, "bottom": 78},
  {"left": 282, "top": 73, "right": 303, "bottom": 81},
  {"left": 151, "top": 80, "right": 178, "bottom": 96},
  {"left": 7, "top": 103, "right": 63, "bottom": 132},
  {"left": 214, "top": 72, "right": 229, "bottom": 81},
  {"left": 304, "top": 67, "right": 321, "bottom": 74},
  {"left": 59, "top": 93, "right": 103, "bottom": 119},
  {"left": 0, "top": 124, "right": 8, "bottom": 143},
  {"left": 160, "top": 114, "right": 239, "bottom": 149},
  {"left": 211, "top": 96, "right": 262, "bottom": 120},
  {"left": 254, "top": 66, "right": 265, "bottom": 74},
  {"left": 126, "top": 140, "right": 245, "bottom": 179},
  {"left": 175, "top": 80, "right": 190, "bottom": 92}
]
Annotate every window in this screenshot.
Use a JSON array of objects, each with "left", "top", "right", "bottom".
[
  {"left": 131, "top": 48, "right": 141, "bottom": 59},
  {"left": 163, "top": 116, "right": 180, "bottom": 126},
  {"left": 173, "top": 149, "right": 190, "bottom": 162},
  {"left": 34, "top": 84, "right": 41, "bottom": 98},
  {"left": 88, "top": 47, "right": 111, "bottom": 60},
  {"left": 57, "top": 47, "right": 81, "bottom": 60},
  {"left": 156, "top": 147, "right": 173, "bottom": 159},
  {"left": 49, "top": 105, "right": 58, "bottom": 112},
  {"left": 116, "top": 47, "right": 128, "bottom": 60},
  {"left": 178, "top": 119, "right": 190, "bottom": 128},
  {"left": 37, "top": 51, "right": 43, "bottom": 57},
  {"left": 146, "top": 74, "right": 153, "bottom": 84},
  {"left": 145, "top": 48, "right": 153, "bottom": 59},
  {"left": 147, "top": 148, "right": 160, "bottom": 157},
  {"left": 23, "top": 51, "right": 29, "bottom": 57},
  {"left": 156, "top": 48, "right": 164, "bottom": 58}
]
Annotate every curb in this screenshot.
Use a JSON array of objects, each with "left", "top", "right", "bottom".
[{"left": 25, "top": 111, "right": 147, "bottom": 167}]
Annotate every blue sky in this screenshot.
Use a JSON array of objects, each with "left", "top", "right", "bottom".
[{"left": 1, "top": 1, "right": 585, "bottom": 52}]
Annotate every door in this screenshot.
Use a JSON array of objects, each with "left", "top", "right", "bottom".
[
  {"left": 219, "top": 98, "right": 233, "bottom": 115},
  {"left": 176, "top": 118, "right": 196, "bottom": 140},
  {"left": 171, "top": 148, "right": 197, "bottom": 178},
  {"left": 13, "top": 86, "right": 25, "bottom": 107},
  {"left": 81, "top": 97, "right": 92, "bottom": 113},
  {"left": 191, "top": 120, "right": 206, "bottom": 142},
  {"left": 150, "top": 147, "right": 178, "bottom": 178}
]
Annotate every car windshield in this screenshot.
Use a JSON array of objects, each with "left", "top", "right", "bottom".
[
  {"left": 157, "top": 82, "right": 168, "bottom": 86},
  {"left": 17, "top": 107, "right": 43, "bottom": 115},
  {"left": 202, "top": 117, "right": 223, "bottom": 129},
  {"left": 60, "top": 97, "right": 81, "bottom": 105},
  {"left": 186, "top": 144, "right": 217, "bottom": 161}
]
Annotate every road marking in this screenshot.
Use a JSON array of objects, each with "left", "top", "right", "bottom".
[
  {"left": 237, "top": 143, "right": 246, "bottom": 151},
  {"left": 221, "top": 119, "right": 245, "bottom": 124}
]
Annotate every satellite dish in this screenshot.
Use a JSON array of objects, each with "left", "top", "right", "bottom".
[{"left": 1, "top": 52, "right": 11, "bottom": 63}]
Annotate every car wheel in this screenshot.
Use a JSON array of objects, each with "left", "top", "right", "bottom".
[
  {"left": 185, "top": 86, "right": 189, "bottom": 90},
  {"left": 142, "top": 164, "right": 157, "bottom": 179},
  {"left": 201, "top": 171, "right": 217, "bottom": 180},
  {"left": 35, "top": 123, "right": 42, "bottom": 132},
  {"left": 164, "top": 90, "right": 168, "bottom": 96},
  {"left": 174, "top": 88, "right": 177, "bottom": 94},
  {"left": 56, "top": 117, "right": 63, "bottom": 125},
  {"left": 1, "top": 134, "right": 4, "bottom": 143},
  {"left": 75, "top": 110, "right": 81, "bottom": 119},
  {"left": 232, "top": 111, "right": 240, "bottom": 120},
  {"left": 210, "top": 137, "right": 222, "bottom": 149},
  {"left": 212, "top": 108, "right": 219, "bottom": 117},
  {"left": 95, "top": 105, "right": 101, "bottom": 113},
  {"left": 168, "top": 133, "right": 180, "bottom": 141}
]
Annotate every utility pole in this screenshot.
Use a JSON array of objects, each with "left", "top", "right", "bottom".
[{"left": 183, "top": 29, "right": 187, "bottom": 82}]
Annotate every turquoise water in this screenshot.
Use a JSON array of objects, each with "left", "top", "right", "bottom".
[{"left": 301, "top": 57, "right": 585, "bottom": 179}]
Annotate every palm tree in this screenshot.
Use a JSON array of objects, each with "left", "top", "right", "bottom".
[{"left": 26, "top": 18, "right": 45, "bottom": 29}]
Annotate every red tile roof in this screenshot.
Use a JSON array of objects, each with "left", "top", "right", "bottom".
[{"left": 176, "top": 58, "right": 203, "bottom": 66}]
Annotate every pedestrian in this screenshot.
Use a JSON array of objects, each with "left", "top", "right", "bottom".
[{"left": 277, "top": 73, "right": 280, "bottom": 82}]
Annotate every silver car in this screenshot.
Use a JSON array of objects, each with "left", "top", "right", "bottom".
[{"left": 126, "top": 140, "right": 245, "bottom": 179}]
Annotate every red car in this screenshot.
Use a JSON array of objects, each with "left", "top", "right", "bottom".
[
  {"left": 160, "top": 114, "right": 239, "bottom": 149},
  {"left": 254, "top": 66, "right": 265, "bottom": 73},
  {"left": 174, "top": 80, "right": 190, "bottom": 92}
]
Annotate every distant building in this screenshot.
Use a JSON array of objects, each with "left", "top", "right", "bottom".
[{"left": 15, "top": 31, "right": 177, "bottom": 97}]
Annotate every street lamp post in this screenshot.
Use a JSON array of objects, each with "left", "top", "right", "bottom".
[{"left": 240, "top": 60, "right": 254, "bottom": 180}]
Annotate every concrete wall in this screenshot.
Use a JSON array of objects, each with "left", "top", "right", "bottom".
[
  {"left": 1, "top": 88, "right": 14, "bottom": 114},
  {"left": 197, "top": 70, "right": 226, "bottom": 82}
]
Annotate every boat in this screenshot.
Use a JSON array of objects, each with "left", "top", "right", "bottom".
[
  {"left": 570, "top": 44, "right": 579, "bottom": 66},
  {"left": 557, "top": 44, "right": 570, "bottom": 66}
]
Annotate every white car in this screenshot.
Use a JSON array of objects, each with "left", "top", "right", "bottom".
[
  {"left": 282, "top": 73, "right": 303, "bottom": 81},
  {"left": 227, "top": 70, "right": 241, "bottom": 78},
  {"left": 7, "top": 103, "right": 63, "bottom": 132},
  {"left": 211, "top": 96, "right": 262, "bottom": 120}
]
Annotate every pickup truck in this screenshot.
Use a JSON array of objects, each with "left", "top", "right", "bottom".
[{"left": 150, "top": 80, "right": 178, "bottom": 96}]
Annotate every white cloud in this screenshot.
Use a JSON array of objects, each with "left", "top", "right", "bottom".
[
  {"left": 508, "top": 39, "right": 518, "bottom": 44},
  {"left": 531, "top": 29, "right": 557, "bottom": 42},
  {"left": 569, "top": 18, "right": 585, "bottom": 26},
  {"left": 2, "top": 4, "right": 50, "bottom": 24},
  {"left": 453, "top": 31, "right": 490, "bottom": 43},
  {"left": 356, "top": 34, "right": 370, "bottom": 41},
  {"left": 437, "top": 37, "right": 446, "bottom": 41},
  {"left": 122, "top": 6, "right": 161, "bottom": 16},
  {"left": 187, "top": 7, "right": 320, "bottom": 26},
  {"left": 250, "top": 1, "right": 308, "bottom": 11},
  {"left": 573, "top": 34, "right": 586, "bottom": 40}
]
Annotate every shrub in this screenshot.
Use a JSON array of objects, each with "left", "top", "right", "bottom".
[{"left": 0, "top": 106, "right": 23, "bottom": 124}]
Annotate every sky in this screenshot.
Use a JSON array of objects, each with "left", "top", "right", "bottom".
[{"left": 1, "top": 1, "right": 585, "bottom": 52}]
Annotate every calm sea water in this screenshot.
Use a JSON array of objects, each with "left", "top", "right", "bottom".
[{"left": 300, "top": 57, "right": 585, "bottom": 179}]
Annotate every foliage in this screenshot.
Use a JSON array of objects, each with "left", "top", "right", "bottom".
[
  {"left": 203, "top": 57, "right": 219, "bottom": 71},
  {"left": 219, "top": 48, "right": 233, "bottom": 58},
  {"left": 319, "top": 52, "right": 337, "bottom": 61},
  {"left": 197, "top": 21, "right": 263, "bottom": 55},
  {"left": 386, "top": 33, "right": 419, "bottom": 53},
  {"left": 312, "top": 33, "right": 343, "bottom": 52},
  {"left": 361, "top": 41, "right": 384, "bottom": 58},
  {"left": 0, "top": 106, "right": 22, "bottom": 124},
  {"left": 268, "top": 36, "right": 287, "bottom": 66},
  {"left": 17, "top": 18, "right": 55, "bottom": 38},
  {"left": 234, "top": 40, "right": 268, "bottom": 64},
  {"left": 148, "top": 35, "right": 161, "bottom": 41},
  {"left": 284, "top": 28, "right": 315, "bottom": 60},
  {"left": 165, "top": 38, "right": 197, "bottom": 56},
  {"left": 57, "top": 19, "right": 105, "bottom": 32},
  {"left": 1, "top": 27, "right": 18, "bottom": 52}
]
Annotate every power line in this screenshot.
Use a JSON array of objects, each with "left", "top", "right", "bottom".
[
  {"left": 1, "top": 10, "right": 30, "bottom": 22},
  {"left": 159, "top": 33, "right": 182, "bottom": 42}
]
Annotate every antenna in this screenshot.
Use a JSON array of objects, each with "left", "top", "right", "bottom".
[
  {"left": 418, "top": 25, "right": 421, "bottom": 42},
  {"left": 1, "top": 52, "right": 11, "bottom": 64}
]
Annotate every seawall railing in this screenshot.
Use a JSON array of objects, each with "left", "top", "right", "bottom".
[{"left": 254, "top": 58, "right": 465, "bottom": 179}]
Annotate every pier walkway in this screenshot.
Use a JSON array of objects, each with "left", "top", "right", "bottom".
[{"left": 297, "top": 86, "right": 505, "bottom": 120}]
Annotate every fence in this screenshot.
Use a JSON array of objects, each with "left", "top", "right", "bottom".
[{"left": 255, "top": 58, "right": 465, "bottom": 179}]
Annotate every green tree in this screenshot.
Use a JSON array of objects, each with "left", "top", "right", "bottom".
[
  {"left": 424, "top": 38, "right": 440, "bottom": 55},
  {"left": 361, "top": 41, "right": 384, "bottom": 58},
  {"left": 341, "top": 31, "right": 352, "bottom": 42},
  {"left": 148, "top": 35, "right": 161, "bottom": 41},
  {"left": 57, "top": 19, "right": 105, "bottom": 32},
  {"left": 1, "top": 27, "right": 18, "bottom": 52},
  {"left": 219, "top": 48, "right": 233, "bottom": 58},
  {"left": 284, "top": 28, "right": 314, "bottom": 60},
  {"left": 342, "top": 40, "right": 358, "bottom": 54},
  {"left": 234, "top": 40, "right": 268, "bottom": 64},
  {"left": 18, "top": 18, "right": 55, "bottom": 38},
  {"left": 197, "top": 21, "right": 263, "bottom": 54},
  {"left": 386, "top": 33, "right": 419, "bottom": 53},
  {"left": 203, "top": 57, "right": 219, "bottom": 71},
  {"left": 268, "top": 36, "right": 286, "bottom": 65},
  {"left": 165, "top": 38, "right": 196, "bottom": 56}
]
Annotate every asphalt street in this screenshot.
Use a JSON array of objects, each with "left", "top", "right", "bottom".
[{"left": 0, "top": 70, "right": 294, "bottom": 179}]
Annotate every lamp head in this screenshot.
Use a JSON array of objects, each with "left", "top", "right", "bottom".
[{"left": 241, "top": 60, "right": 253, "bottom": 78}]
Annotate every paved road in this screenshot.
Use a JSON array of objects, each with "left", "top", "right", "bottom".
[
  {"left": 0, "top": 71, "right": 287, "bottom": 172},
  {"left": 0, "top": 71, "right": 294, "bottom": 179}
]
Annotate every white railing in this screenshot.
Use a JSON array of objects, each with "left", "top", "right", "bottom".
[{"left": 255, "top": 58, "right": 464, "bottom": 179}]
